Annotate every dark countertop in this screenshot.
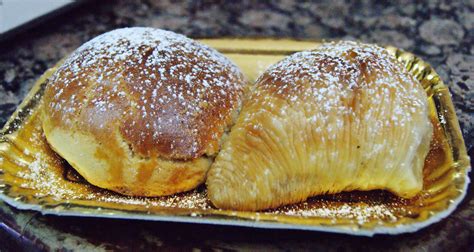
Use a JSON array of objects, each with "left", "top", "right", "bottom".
[{"left": 0, "top": 0, "right": 472, "bottom": 251}]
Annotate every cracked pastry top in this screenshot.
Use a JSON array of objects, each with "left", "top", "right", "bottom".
[
  {"left": 207, "top": 41, "right": 433, "bottom": 211},
  {"left": 41, "top": 27, "right": 246, "bottom": 196}
]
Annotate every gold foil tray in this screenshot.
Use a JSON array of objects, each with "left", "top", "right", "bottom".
[{"left": 0, "top": 39, "right": 470, "bottom": 236}]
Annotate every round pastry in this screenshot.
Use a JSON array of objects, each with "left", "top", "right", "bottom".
[
  {"left": 207, "top": 41, "right": 433, "bottom": 211},
  {"left": 42, "top": 27, "right": 246, "bottom": 196}
]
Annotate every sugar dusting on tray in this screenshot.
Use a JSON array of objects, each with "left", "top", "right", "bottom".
[
  {"left": 12, "top": 122, "right": 409, "bottom": 224},
  {"left": 18, "top": 153, "right": 75, "bottom": 199}
]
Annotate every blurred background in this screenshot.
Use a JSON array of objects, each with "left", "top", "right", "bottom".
[{"left": 0, "top": 0, "right": 472, "bottom": 250}]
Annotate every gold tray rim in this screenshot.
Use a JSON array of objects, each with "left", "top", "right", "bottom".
[{"left": 0, "top": 38, "right": 471, "bottom": 237}]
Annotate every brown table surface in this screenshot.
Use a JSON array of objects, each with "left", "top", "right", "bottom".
[{"left": 0, "top": 0, "right": 472, "bottom": 251}]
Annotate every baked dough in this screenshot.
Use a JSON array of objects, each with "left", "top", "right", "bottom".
[
  {"left": 207, "top": 41, "right": 433, "bottom": 211},
  {"left": 42, "top": 27, "right": 246, "bottom": 196}
]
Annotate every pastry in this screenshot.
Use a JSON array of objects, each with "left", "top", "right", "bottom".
[
  {"left": 42, "top": 27, "right": 246, "bottom": 196},
  {"left": 207, "top": 41, "right": 433, "bottom": 211}
]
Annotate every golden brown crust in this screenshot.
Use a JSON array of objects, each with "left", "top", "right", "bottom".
[
  {"left": 42, "top": 28, "right": 246, "bottom": 196},
  {"left": 207, "top": 41, "right": 433, "bottom": 211},
  {"left": 43, "top": 27, "right": 245, "bottom": 160}
]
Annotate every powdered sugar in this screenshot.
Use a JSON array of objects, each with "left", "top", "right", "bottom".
[
  {"left": 17, "top": 153, "right": 75, "bottom": 200},
  {"left": 45, "top": 27, "right": 245, "bottom": 157},
  {"left": 255, "top": 41, "right": 427, "bottom": 131}
]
